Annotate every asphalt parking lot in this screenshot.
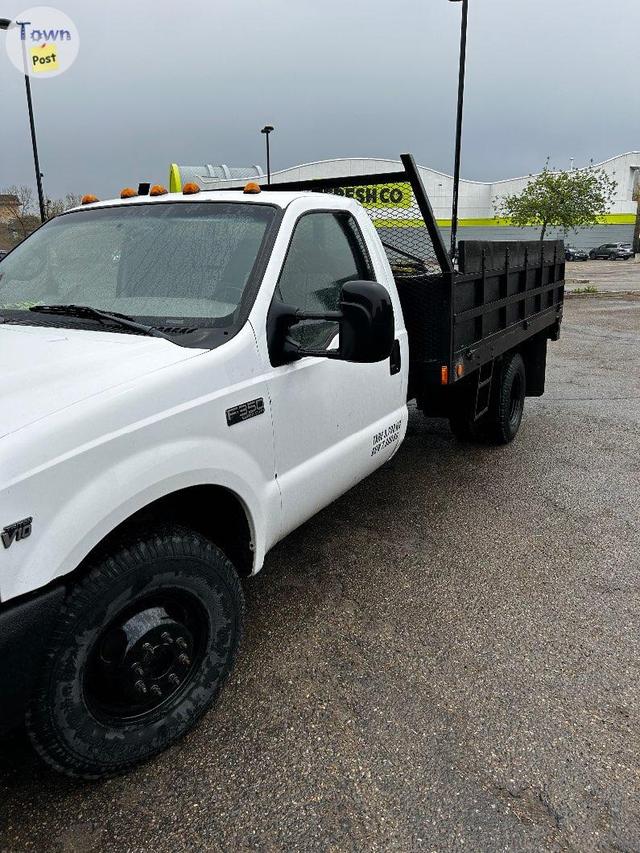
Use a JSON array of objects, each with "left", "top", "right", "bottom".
[
  {"left": 565, "top": 256, "right": 640, "bottom": 294},
  {"left": 1, "top": 295, "right": 639, "bottom": 853}
]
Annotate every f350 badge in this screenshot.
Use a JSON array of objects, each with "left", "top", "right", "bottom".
[{"left": 2, "top": 517, "right": 32, "bottom": 550}]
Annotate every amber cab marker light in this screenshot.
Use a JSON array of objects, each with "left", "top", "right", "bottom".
[
  {"left": 243, "top": 181, "right": 261, "bottom": 194},
  {"left": 440, "top": 365, "right": 449, "bottom": 385},
  {"left": 120, "top": 187, "right": 137, "bottom": 199},
  {"left": 182, "top": 182, "right": 200, "bottom": 195},
  {"left": 149, "top": 184, "right": 168, "bottom": 196},
  {"left": 455, "top": 362, "right": 464, "bottom": 378},
  {"left": 81, "top": 194, "right": 99, "bottom": 205}
]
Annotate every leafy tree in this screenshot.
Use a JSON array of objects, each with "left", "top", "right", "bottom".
[{"left": 495, "top": 162, "right": 617, "bottom": 242}]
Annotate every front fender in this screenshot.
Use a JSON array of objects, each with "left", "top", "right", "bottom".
[{"left": 1, "top": 431, "right": 280, "bottom": 603}]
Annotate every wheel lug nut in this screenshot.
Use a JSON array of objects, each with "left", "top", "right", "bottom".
[
  {"left": 134, "top": 680, "right": 148, "bottom": 696},
  {"left": 176, "top": 637, "right": 188, "bottom": 650},
  {"left": 161, "top": 632, "right": 173, "bottom": 644},
  {"left": 168, "top": 674, "right": 180, "bottom": 687},
  {"left": 142, "top": 642, "right": 154, "bottom": 655},
  {"left": 178, "top": 653, "right": 191, "bottom": 667},
  {"left": 150, "top": 685, "right": 162, "bottom": 698},
  {"left": 131, "top": 663, "right": 144, "bottom": 677}
]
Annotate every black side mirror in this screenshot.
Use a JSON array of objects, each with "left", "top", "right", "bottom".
[{"left": 268, "top": 280, "right": 394, "bottom": 367}]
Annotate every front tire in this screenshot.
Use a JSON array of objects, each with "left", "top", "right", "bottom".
[{"left": 26, "top": 527, "right": 244, "bottom": 779}]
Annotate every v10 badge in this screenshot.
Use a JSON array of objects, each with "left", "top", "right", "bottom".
[{"left": 1, "top": 517, "right": 33, "bottom": 549}]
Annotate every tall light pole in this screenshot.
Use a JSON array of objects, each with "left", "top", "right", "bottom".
[
  {"left": 261, "top": 125, "right": 274, "bottom": 186},
  {"left": 448, "top": 0, "right": 469, "bottom": 261},
  {"left": 0, "top": 17, "right": 47, "bottom": 222}
]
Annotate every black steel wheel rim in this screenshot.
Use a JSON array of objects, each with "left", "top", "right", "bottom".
[{"left": 83, "top": 589, "right": 209, "bottom": 724}]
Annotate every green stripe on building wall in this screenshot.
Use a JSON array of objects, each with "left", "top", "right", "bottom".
[
  {"left": 434, "top": 213, "right": 636, "bottom": 227},
  {"left": 373, "top": 214, "right": 635, "bottom": 229}
]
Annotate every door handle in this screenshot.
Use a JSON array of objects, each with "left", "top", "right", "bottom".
[{"left": 390, "top": 339, "right": 401, "bottom": 375}]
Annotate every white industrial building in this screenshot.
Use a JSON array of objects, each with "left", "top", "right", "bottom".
[{"left": 171, "top": 153, "right": 638, "bottom": 247}]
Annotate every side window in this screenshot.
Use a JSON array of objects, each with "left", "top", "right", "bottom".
[{"left": 276, "top": 212, "right": 374, "bottom": 350}]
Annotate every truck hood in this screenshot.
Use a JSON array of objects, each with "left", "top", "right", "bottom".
[{"left": 0, "top": 323, "right": 205, "bottom": 440}]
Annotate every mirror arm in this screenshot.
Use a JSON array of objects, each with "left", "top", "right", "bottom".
[
  {"left": 292, "top": 347, "right": 342, "bottom": 360},
  {"left": 268, "top": 301, "right": 344, "bottom": 365},
  {"left": 293, "top": 310, "right": 342, "bottom": 322},
  {"left": 283, "top": 310, "right": 343, "bottom": 361},
  {"left": 282, "top": 327, "right": 343, "bottom": 362}
]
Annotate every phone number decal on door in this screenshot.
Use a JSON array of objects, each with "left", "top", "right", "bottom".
[{"left": 371, "top": 419, "right": 402, "bottom": 457}]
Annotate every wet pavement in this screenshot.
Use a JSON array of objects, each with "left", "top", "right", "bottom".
[{"left": 1, "top": 296, "right": 639, "bottom": 852}]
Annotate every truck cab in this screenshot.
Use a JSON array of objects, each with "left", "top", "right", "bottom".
[{"left": 0, "top": 186, "right": 407, "bottom": 777}]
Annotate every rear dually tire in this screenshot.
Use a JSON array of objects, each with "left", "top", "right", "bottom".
[{"left": 483, "top": 352, "right": 526, "bottom": 445}]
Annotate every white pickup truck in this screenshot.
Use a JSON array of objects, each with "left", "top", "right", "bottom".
[{"left": 0, "top": 161, "right": 564, "bottom": 778}]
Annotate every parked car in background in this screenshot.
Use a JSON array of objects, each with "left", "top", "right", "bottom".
[
  {"left": 589, "top": 243, "right": 634, "bottom": 260},
  {"left": 565, "top": 246, "right": 589, "bottom": 261}
]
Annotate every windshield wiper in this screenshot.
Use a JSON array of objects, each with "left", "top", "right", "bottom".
[{"left": 28, "top": 304, "right": 173, "bottom": 340}]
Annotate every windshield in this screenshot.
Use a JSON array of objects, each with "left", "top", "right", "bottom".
[{"left": 0, "top": 201, "right": 276, "bottom": 328}]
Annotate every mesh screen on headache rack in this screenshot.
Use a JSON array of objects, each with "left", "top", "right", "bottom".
[{"left": 316, "top": 178, "right": 443, "bottom": 278}]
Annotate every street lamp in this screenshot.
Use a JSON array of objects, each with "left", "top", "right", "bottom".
[
  {"left": 448, "top": 0, "right": 469, "bottom": 261},
  {"left": 0, "top": 17, "right": 47, "bottom": 222},
  {"left": 260, "top": 125, "right": 274, "bottom": 186}
]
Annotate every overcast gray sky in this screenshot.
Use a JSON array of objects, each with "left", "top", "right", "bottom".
[{"left": 1, "top": 0, "right": 638, "bottom": 200}]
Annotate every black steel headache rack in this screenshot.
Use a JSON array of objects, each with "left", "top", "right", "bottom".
[{"left": 248, "top": 153, "right": 564, "bottom": 401}]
